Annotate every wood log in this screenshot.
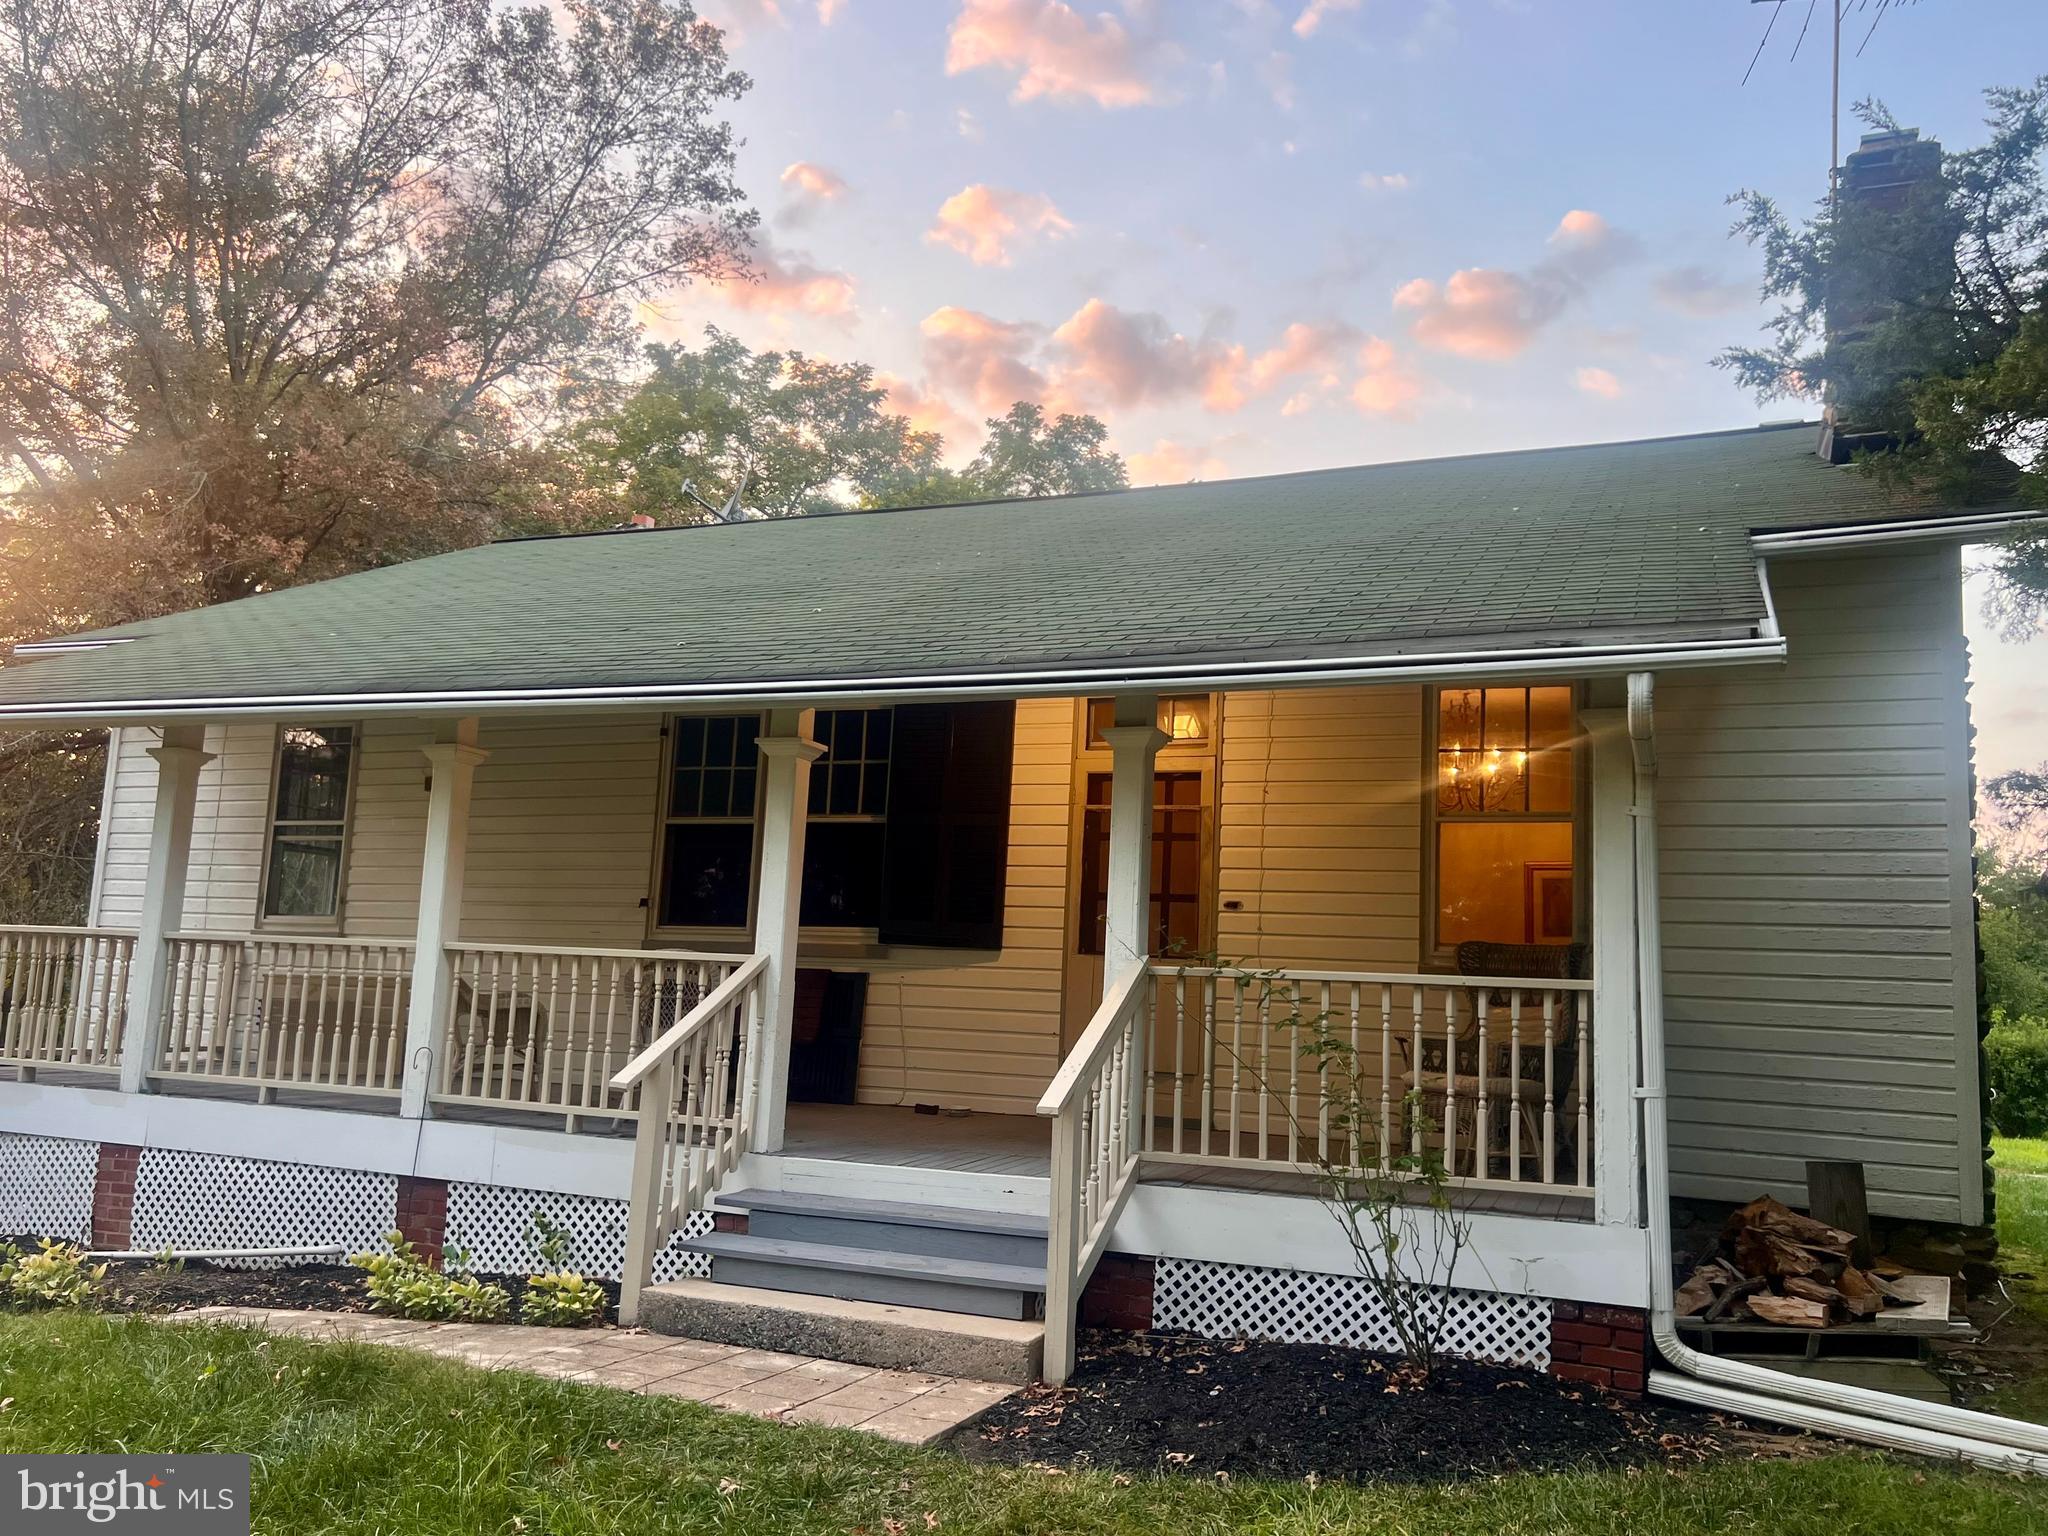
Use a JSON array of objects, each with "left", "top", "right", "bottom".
[
  {"left": 1675, "top": 1270, "right": 1719, "bottom": 1318},
  {"left": 1836, "top": 1266, "right": 1885, "bottom": 1319},
  {"left": 1705, "top": 1274, "right": 1770, "bottom": 1323},
  {"left": 1783, "top": 1275, "right": 1846, "bottom": 1316},
  {"left": 1749, "top": 1295, "right": 1830, "bottom": 1329}
]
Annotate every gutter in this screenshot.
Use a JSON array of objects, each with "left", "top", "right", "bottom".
[
  {"left": 0, "top": 635, "right": 1786, "bottom": 725},
  {"left": 1752, "top": 508, "right": 2044, "bottom": 554},
  {"left": 1627, "top": 671, "right": 2048, "bottom": 1473}
]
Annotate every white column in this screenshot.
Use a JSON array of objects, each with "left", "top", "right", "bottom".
[
  {"left": 750, "top": 708, "right": 823, "bottom": 1154},
  {"left": 1584, "top": 705, "right": 1642, "bottom": 1227},
  {"left": 1100, "top": 696, "right": 1169, "bottom": 984},
  {"left": 398, "top": 720, "right": 487, "bottom": 1119},
  {"left": 120, "top": 724, "right": 214, "bottom": 1093}
]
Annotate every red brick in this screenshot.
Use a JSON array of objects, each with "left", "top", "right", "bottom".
[
  {"left": 1581, "top": 1304, "right": 1647, "bottom": 1330},
  {"left": 91, "top": 1143, "right": 142, "bottom": 1250},
  {"left": 1552, "top": 1321, "right": 1613, "bottom": 1348},
  {"left": 1080, "top": 1253, "right": 1155, "bottom": 1331},
  {"left": 1611, "top": 1370, "right": 1645, "bottom": 1396},
  {"left": 1550, "top": 1340, "right": 1582, "bottom": 1362},
  {"left": 393, "top": 1175, "right": 449, "bottom": 1267},
  {"left": 1580, "top": 1345, "right": 1643, "bottom": 1372},
  {"left": 1608, "top": 1328, "right": 1646, "bottom": 1356},
  {"left": 1551, "top": 1300, "right": 1581, "bottom": 1322},
  {"left": 713, "top": 1212, "right": 749, "bottom": 1234}
]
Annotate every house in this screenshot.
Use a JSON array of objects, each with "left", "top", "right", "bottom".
[{"left": 0, "top": 421, "right": 2027, "bottom": 1390}]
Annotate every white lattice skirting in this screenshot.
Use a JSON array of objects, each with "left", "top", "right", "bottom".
[
  {"left": 447, "top": 1181, "right": 711, "bottom": 1284},
  {"left": 131, "top": 1148, "right": 397, "bottom": 1268},
  {"left": 1150, "top": 1256, "right": 1553, "bottom": 1369},
  {"left": 0, "top": 1133, "right": 98, "bottom": 1243}
]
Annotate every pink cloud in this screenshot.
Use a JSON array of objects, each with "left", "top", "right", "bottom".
[
  {"left": 879, "top": 373, "right": 979, "bottom": 453},
  {"left": 779, "top": 161, "right": 847, "bottom": 202},
  {"left": 1244, "top": 321, "right": 1358, "bottom": 395},
  {"left": 1351, "top": 336, "right": 1424, "bottom": 417},
  {"left": 817, "top": 0, "right": 845, "bottom": 19},
  {"left": 1394, "top": 269, "right": 1558, "bottom": 361},
  {"left": 1127, "top": 438, "right": 1229, "bottom": 486},
  {"left": 946, "top": 0, "right": 1168, "bottom": 107},
  {"left": 1051, "top": 297, "right": 1242, "bottom": 411},
  {"left": 926, "top": 184, "right": 1074, "bottom": 266},
  {"left": 920, "top": 305, "right": 1052, "bottom": 413},
  {"left": 1575, "top": 365, "right": 1623, "bottom": 399},
  {"left": 1293, "top": 0, "right": 1362, "bottom": 37},
  {"left": 715, "top": 240, "right": 856, "bottom": 317}
]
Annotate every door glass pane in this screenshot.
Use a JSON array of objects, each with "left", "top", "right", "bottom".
[{"left": 266, "top": 836, "right": 344, "bottom": 919}]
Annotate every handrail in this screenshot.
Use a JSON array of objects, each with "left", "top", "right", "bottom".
[
  {"left": 452, "top": 940, "right": 748, "bottom": 966},
  {"left": 610, "top": 951, "right": 769, "bottom": 1092},
  {"left": 0, "top": 923, "right": 139, "bottom": 939},
  {"left": 166, "top": 930, "right": 416, "bottom": 951},
  {"left": 1148, "top": 962, "right": 1594, "bottom": 993},
  {"left": 1038, "top": 957, "right": 1147, "bottom": 1115}
]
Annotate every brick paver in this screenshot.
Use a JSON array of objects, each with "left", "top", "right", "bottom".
[{"left": 169, "top": 1308, "right": 1017, "bottom": 1445}]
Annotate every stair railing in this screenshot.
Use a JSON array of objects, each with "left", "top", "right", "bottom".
[
  {"left": 612, "top": 951, "right": 770, "bottom": 1324},
  {"left": 1037, "top": 956, "right": 1150, "bottom": 1384}
]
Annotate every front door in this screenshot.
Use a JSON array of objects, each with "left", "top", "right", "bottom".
[{"left": 1060, "top": 697, "right": 1218, "bottom": 1052}]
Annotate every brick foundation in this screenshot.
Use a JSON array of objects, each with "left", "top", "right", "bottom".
[
  {"left": 1079, "top": 1253, "right": 1156, "bottom": 1331},
  {"left": 712, "top": 1211, "right": 749, "bottom": 1234},
  {"left": 90, "top": 1142, "right": 141, "bottom": 1250},
  {"left": 1549, "top": 1300, "right": 1646, "bottom": 1396},
  {"left": 394, "top": 1175, "right": 448, "bottom": 1267}
]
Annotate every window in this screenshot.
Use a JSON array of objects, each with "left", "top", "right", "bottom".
[
  {"left": 801, "top": 708, "right": 892, "bottom": 927},
  {"left": 1077, "top": 771, "right": 1204, "bottom": 957},
  {"left": 262, "top": 725, "right": 356, "bottom": 921},
  {"left": 658, "top": 714, "right": 761, "bottom": 928},
  {"left": 654, "top": 708, "right": 896, "bottom": 932},
  {"left": 1431, "top": 686, "right": 1578, "bottom": 951}
]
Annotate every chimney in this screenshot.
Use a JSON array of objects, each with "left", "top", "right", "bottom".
[
  {"left": 627, "top": 513, "right": 656, "bottom": 531},
  {"left": 1819, "top": 127, "right": 1955, "bottom": 463}
]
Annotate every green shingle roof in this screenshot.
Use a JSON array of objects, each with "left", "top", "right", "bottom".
[{"left": 0, "top": 423, "right": 1983, "bottom": 717}]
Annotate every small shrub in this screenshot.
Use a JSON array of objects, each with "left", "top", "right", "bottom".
[
  {"left": 1987, "top": 1011, "right": 2048, "bottom": 1139},
  {"left": 1, "top": 1239, "right": 108, "bottom": 1310},
  {"left": 350, "top": 1233, "right": 509, "bottom": 1322},
  {"left": 519, "top": 1270, "right": 608, "bottom": 1327}
]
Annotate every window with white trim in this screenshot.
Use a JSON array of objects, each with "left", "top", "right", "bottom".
[
  {"left": 1429, "top": 686, "right": 1579, "bottom": 952},
  {"left": 262, "top": 725, "right": 356, "bottom": 921}
]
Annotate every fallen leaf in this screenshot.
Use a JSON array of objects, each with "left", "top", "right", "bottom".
[
  {"left": 605, "top": 1440, "right": 622, "bottom": 1453},
  {"left": 923, "top": 1514, "right": 939, "bottom": 1530},
  {"left": 717, "top": 1478, "right": 742, "bottom": 1497}
]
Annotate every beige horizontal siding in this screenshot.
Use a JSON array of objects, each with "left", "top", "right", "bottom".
[
  {"left": 1658, "top": 545, "right": 1979, "bottom": 1224},
  {"left": 95, "top": 722, "right": 275, "bottom": 931},
  {"left": 855, "top": 697, "right": 1072, "bottom": 1114}
]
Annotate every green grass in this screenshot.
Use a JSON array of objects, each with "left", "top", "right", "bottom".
[
  {"left": 1982, "top": 1139, "right": 2048, "bottom": 1423},
  {"left": 2, "top": 1314, "right": 2046, "bottom": 1534}
]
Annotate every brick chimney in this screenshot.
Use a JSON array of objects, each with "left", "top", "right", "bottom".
[
  {"left": 627, "top": 513, "right": 656, "bottom": 530},
  {"left": 1818, "top": 127, "right": 1956, "bottom": 463}
]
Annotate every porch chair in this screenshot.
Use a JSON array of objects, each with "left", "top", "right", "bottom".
[{"left": 1399, "top": 941, "right": 1588, "bottom": 1181}]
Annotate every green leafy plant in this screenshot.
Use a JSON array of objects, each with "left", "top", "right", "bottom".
[
  {"left": 519, "top": 1270, "right": 609, "bottom": 1327},
  {"left": 1987, "top": 1009, "right": 2048, "bottom": 1138},
  {"left": 1, "top": 1239, "right": 108, "bottom": 1309},
  {"left": 527, "top": 1212, "right": 574, "bottom": 1272},
  {"left": 350, "top": 1234, "right": 509, "bottom": 1323}
]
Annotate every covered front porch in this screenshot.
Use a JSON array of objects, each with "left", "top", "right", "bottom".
[{"left": 0, "top": 678, "right": 1646, "bottom": 1378}]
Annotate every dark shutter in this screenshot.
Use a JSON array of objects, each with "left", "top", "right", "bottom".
[{"left": 878, "top": 701, "right": 1016, "bottom": 950}]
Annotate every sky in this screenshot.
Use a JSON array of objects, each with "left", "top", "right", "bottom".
[{"left": 657, "top": 0, "right": 2047, "bottom": 776}]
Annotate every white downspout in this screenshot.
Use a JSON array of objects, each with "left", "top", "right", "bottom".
[{"left": 1626, "top": 671, "right": 2048, "bottom": 1474}]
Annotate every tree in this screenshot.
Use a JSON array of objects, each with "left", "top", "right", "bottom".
[
  {"left": 1983, "top": 768, "right": 2048, "bottom": 1022},
  {"left": 860, "top": 401, "right": 1128, "bottom": 509},
  {"left": 1718, "top": 81, "right": 2048, "bottom": 632},
  {"left": 0, "top": 0, "right": 754, "bottom": 646},
  {"left": 573, "top": 329, "right": 939, "bottom": 520}
]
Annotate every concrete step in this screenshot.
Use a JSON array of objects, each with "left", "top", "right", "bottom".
[
  {"left": 716, "top": 1187, "right": 1048, "bottom": 1268},
  {"left": 640, "top": 1277, "right": 1045, "bottom": 1384},
  {"left": 682, "top": 1232, "right": 1046, "bottom": 1320}
]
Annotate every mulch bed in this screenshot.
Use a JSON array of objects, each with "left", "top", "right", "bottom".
[
  {"left": 959, "top": 1330, "right": 1738, "bottom": 1485},
  {"left": 76, "top": 1256, "right": 621, "bottom": 1326}
]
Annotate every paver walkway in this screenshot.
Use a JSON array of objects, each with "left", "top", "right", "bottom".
[{"left": 172, "top": 1307, "right": 1018, "bottom": 1444}]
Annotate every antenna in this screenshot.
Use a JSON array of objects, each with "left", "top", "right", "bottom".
[
  {"left": 1744, "top": 2, "right": 1918, "bottom": 209},
  {"left": 677, "top": 468, "right": 753, "bottom": 524}
]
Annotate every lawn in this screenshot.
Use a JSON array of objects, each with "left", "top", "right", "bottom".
[
  {"left": 2, "top": 1314, "right": 2047, "bottom": 1535},
  {"left": 1984, "top": 1137, "right": 2048, "bottom": 1423}
]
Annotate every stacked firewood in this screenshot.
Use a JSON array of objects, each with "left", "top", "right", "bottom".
[{"left": 1675, "top": 1196, "right": 1917, "bottom": 1329}]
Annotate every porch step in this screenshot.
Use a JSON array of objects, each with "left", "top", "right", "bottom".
[
  {"left": 640, "top": 1277, "right": 1044, "bottom": 1384},
  {"left": 680, "top": 1231, "right": 1046, "bottom": 1321},
  {"left": 714, "top": 1187, "right": 1048, "bottom": 1268}
]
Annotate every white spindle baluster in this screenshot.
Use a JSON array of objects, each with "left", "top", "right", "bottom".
[{"left": 1541, "top": 990, "right": 1557, "bottom": 1184}]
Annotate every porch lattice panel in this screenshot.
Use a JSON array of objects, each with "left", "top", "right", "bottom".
[
  {"left": 131, "top": 1148, "right": 396, "bottom": 1267},
  {"left": 1150, "top": 1255, "right": 1552, "bottom": 1368},
  {"left": 446, "top": 1181, "right": 710, "bottom": 1284},
  {"left": 0, "top": 1133, "right": 97, "bottom": 1243}
]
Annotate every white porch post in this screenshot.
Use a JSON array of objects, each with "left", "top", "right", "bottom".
[
  {"left": 1099, "top": 697, "right": 1168, "bottom": 985},
  {"left": 1584, "top": 706, "right": 1642, "bottom": 1227},
  {"left": 119, "top": 724, "right": 214, "bottom": 1093},
  {"left": 750, "top": 708, "right": 823, "bottom": 1154},
  {"left": 398, "top": 720, "right": 487, "bottom": 1119}
]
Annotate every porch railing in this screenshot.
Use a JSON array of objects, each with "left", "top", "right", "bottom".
[
  {"left": 433, "top": 944, "right": 749, "bottom": 1129},
  {"left": 1038, "top": 956, "right": 1151, "bottom": 1385},
  {"left": 1142, "top": 963, "right": 1593, "bottom": 1195},
  {"left": 154, "top": 934, "right": 416, "bottom": 1096},
  {"left": 0, "top": 925, "right": 136, "bottom": 1074},
  {"left": 613, "top": 951, "right": 769, "bottom": 1324}
]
